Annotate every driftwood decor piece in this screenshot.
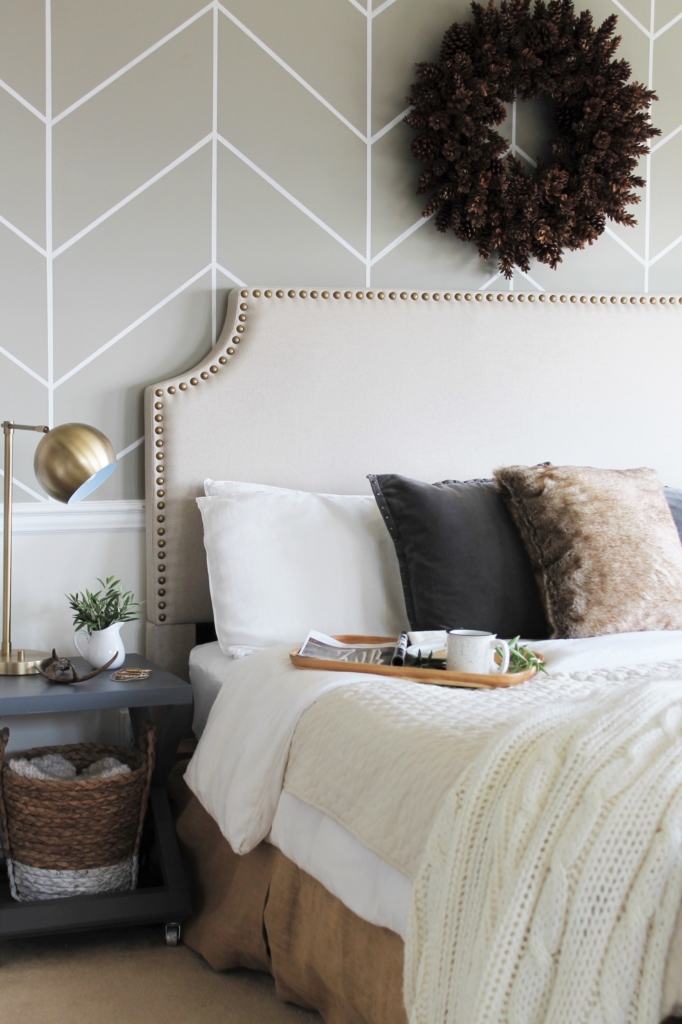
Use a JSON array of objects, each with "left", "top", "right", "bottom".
[
  {"left": 404, "top": 0, "right": 660, "bottom": 277},
  {"left": 36, "top": 650, "right": 118, "bottom": 684}
]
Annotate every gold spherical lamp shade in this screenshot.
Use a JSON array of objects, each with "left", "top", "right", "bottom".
[{"left": 34, "top": 423, "right": 117, "bottom": 504}]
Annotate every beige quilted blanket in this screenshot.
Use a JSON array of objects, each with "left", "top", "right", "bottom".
[{"left": 283, "top": 660, "right": 682, "bottom": 881}]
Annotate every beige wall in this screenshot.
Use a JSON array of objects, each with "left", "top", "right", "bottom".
[{"left": 0, "top": 0, "right": 681, "bottom": 502}]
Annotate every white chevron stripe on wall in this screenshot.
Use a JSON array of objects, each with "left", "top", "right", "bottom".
[{"left": 0, "top": 0, "right": 679, "bottom": 500}]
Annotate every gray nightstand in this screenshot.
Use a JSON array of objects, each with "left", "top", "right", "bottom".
[{"left": 0, "top": 653, "right": 193, "bottom": 946}]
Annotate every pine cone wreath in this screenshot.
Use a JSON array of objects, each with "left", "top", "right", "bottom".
[{"left": 405, "top": 0, "right": 660, "bottom": 278}]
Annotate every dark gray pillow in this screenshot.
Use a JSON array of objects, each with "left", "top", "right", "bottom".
[{"left": 368, "top": 474, "right": 549, "bottom": 640}]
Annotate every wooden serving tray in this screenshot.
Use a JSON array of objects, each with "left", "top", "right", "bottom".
[{"left": 290, "top": 636, "right": 539, "bottom": 690}]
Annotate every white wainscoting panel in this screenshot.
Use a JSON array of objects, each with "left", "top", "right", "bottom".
[{"left": 8, "top": 500, "right": 145, "bottom": 535}]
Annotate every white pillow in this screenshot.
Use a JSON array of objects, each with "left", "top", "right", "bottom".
[
  {"left": 197, "top": 480, "right": 408, "bottom": 651},
  {"left": 205, "top": 479, "right": 285, "bottom": 497}
]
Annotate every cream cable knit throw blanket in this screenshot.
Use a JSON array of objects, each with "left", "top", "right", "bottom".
[{"left": 404, "top": 677, "right": 682, "bottom": 1024}]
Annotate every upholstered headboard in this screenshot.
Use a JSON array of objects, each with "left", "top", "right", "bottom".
[{"left": 144, "top": 286, "right": 682, "bottom": 677}]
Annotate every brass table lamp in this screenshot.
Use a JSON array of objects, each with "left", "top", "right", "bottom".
[{"left": 1, "top": 421, "right": 117, "bottom": 675}]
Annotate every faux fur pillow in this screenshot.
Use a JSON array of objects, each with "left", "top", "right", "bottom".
[{"left": 494, "top": 465, "right": 682, "bottom": 639}]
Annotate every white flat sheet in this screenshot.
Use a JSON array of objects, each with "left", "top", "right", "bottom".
[
  {"left": 190, "top": 641, "right": 236, "bottom": 738},
  {"left": 270, "top": 791, "right": 412, "bottom": 938}
]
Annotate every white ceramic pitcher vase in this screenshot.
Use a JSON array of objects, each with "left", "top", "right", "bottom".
[{"left": 74, "top": 621, "right": 125, "bottom": 670}]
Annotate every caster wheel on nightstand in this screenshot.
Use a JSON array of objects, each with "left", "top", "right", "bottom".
[{"left": 165, "top": 922, "right": 181, "bottom": 947}]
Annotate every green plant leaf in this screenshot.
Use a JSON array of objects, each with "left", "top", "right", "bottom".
[
  {"left": 65, "top": 576, "right": 142, "bottom": 633},
  {"left": 507, "top": 636, "right": 547, "bottom": 675}
]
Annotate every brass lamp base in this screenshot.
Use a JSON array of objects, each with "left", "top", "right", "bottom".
[{"left": 0, "top": 649, "right": 52, "bottom": 675}]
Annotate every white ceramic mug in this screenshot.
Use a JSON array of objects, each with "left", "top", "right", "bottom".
[
  {"left": 446, "top": 629, "right": 510, "bottom": 675},
  {"left": 74, "top": 621, "right": 125, "bottom": 670}
]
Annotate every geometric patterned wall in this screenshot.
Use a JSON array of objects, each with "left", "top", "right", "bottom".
[{"left": 1, "top": 0, "right": 680, "bottom": 501}]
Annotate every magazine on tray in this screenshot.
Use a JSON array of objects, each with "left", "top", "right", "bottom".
[{"left": 297, "top": 630, "right": 398, "bottom": 666}]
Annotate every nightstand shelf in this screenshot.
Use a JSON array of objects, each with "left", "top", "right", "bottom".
[{"left": 0, "top": 654, "right": 193, "bottom": 941}]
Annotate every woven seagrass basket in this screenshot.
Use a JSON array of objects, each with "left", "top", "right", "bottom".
[{"left": 0, "top": 722, "right": 155, "bottom": 901}]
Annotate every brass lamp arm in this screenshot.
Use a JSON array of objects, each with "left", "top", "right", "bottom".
[{"left": 2, "top": 422, "right": 49, "bottom": 433}]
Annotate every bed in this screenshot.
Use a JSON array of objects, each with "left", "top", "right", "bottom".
[{"left": 144, "top": 286, "right": 682, "bottom": 1024}]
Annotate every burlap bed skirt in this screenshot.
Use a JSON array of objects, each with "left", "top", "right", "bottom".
[
  {"left": 173, "top": 778, "right": 682, "bottom": 1024},
  {"left": 176, "top": 794, "right": 407, "bottom": 1024}
]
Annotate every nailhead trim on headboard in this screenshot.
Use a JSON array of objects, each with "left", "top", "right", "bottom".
[{"left": 148, "top": 287, "right": 682, "bottom": 623}]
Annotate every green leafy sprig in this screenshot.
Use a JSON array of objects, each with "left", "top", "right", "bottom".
[
  {"left": 66, "top": 576, "right": 141, "bottom": 634},
  {"left": 410, "top": 650, "right": 447, "bottom": 669},
  {"left": 507, "top": 636, "right": 547, "bottom": 675}
]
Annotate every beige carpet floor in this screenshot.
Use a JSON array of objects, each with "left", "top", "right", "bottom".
[{"left": 0, "top": 924, "right": 322, "bottom": 1024}]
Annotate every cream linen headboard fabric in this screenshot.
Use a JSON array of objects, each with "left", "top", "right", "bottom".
[{"left": 145, "top": 288, "right": 682, "bottom": 676}]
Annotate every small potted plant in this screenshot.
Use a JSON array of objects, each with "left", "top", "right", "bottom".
[{"left": 66, "top": 577, "right": 141, "bottom": 669}]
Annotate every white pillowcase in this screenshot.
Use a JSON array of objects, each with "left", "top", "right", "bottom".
[{"left": 198, "top": 479, "right": 408, "bottom": 651}]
